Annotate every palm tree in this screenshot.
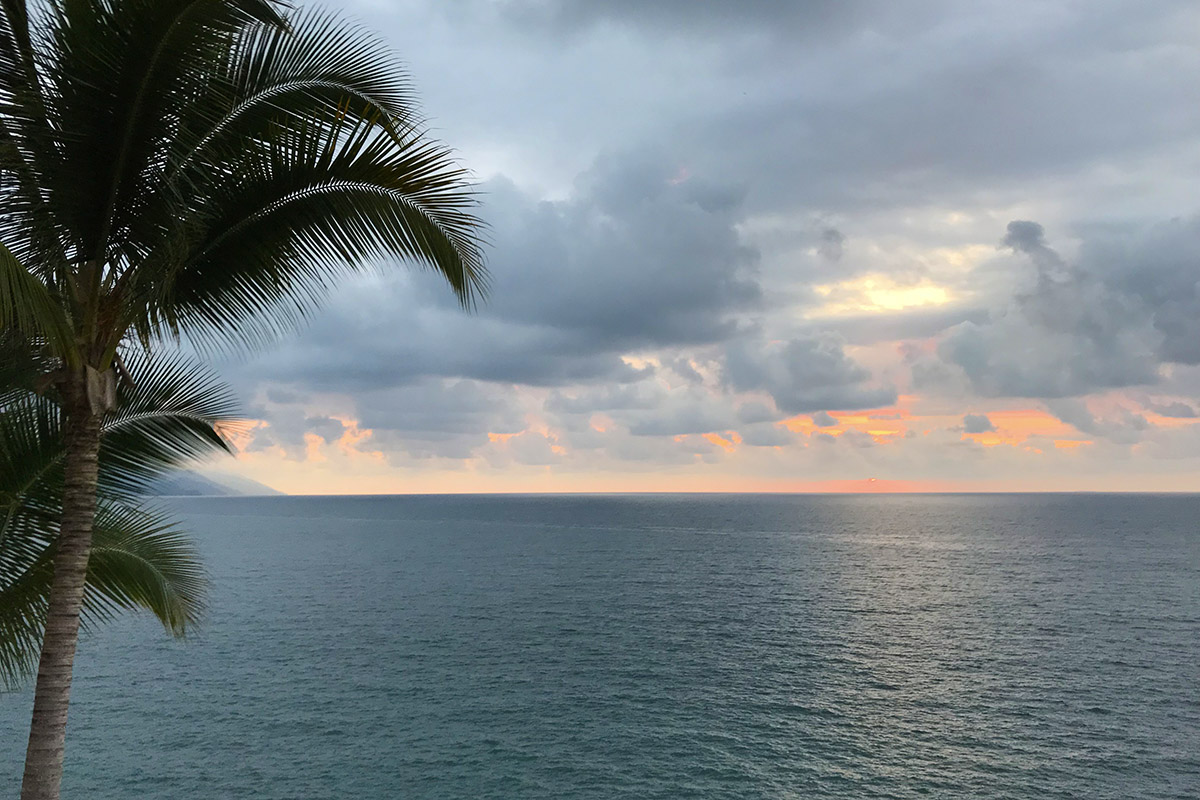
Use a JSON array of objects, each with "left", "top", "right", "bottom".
[
  {"left": 1, "top": 342, "right": 234, "bottom": 690},
  {"left": 0, "top": 2, "right": 486, "bottom": 797}
]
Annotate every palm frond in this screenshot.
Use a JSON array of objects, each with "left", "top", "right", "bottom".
[
  {"left": 135, "top": 106, "right": 486, "bottom": 351},
  {"left": 0, "top": 345, "right": 234, "bottom": 690},
  {"left": 174, "top": 9, "right": 420, "bottom": 180},
  {"left": 0, "top": 329, "right": 50, "bottom": 399},
  {"left": 0, "top": 500, "right": 207, "bottom": 690},
  {"left": 84, "top": 502, "right": 206, "bottom": 635},
  {"left": 0, "top": 238, "right": 72, "bottom": 349},
  {"left": 98, "top": 349, "right": 238, "bottom": 497}
]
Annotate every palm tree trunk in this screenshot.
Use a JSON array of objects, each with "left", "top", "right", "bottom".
[{"left": 20, "top": 372, "right": 102, "bottom": 800}]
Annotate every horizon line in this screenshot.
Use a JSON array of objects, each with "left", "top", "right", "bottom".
[{"left": 179, "top": 489, "right": 1200, "bottom": 498}]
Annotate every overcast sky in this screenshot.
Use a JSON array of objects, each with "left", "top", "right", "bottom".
[{"left": 214, "top": 0, "right": 1200, "bottom": 493}]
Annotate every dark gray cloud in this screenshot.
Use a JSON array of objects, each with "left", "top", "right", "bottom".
[
  {"left": 1044, "top": 399, "right": 1149, "bottom": 445},
  {"left": 235, "top": 149, "right": 760, "bottom": 394},
  {"left": 478, "top": 156, "right": 760, "bottom": 346},
  {"left": 1078, "top": 218, "right": 1200, "bottom": 366},
  {"left": 668, "top": 4, "right": 1200, "bottom": 218},
  {"left": 739, "top": 423, "right": 796, "bottom": 448},
  {"left": 354, "top": 381, "right": 523, "bottom": 437},
  {"left": 356, "top": 381, "right": 528, "bottom": 461},
  {"left": 486, "top": 0, "right": 898, "bottom": 37},
  {"left": 243, "top": 408, "right": 348, "bottom": 458},
  {"left": 246, "top": 379, "right": 529, "bottom": 462},
  {"left": 627, "top": 406, "right": 737, "bottom": 437},
  {"left": 811, "top": 410, "right": 838, "bottom": 428},
  {"left": 546, "top": 383, "right": 665, "bottom": 415},
  {"left": 724, "top": 335, "right": 897, "bottom": 414},
  {"left": 817, "top": 227, "right": 845, "bottom": 263},
  {"left": 1147, "top": 400, "right": 1197, "bottom": 419},
  {"left": 736, "top": 401, "right": 780, "bottom": 425},
  {"left": 962, "top": 414, "right": 995, "bottom": 434}
]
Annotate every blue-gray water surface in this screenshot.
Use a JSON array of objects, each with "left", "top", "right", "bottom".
[{"left": 2, "top": 493, "right": 1199, "bottom": 798}]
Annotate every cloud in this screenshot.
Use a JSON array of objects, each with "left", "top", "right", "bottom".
[
  {"left": 1044, "top": 398, "right": 1149, "bottom": 445},
  {"left": 1079, "top": 217, "right": 1200, "bottom": 366},
  {"left": 243, "top": 409, "right": 349, "bottom": 459},
  {"left": 817, "top": 227, "right": 845, "bottom": 262},
  {"left": 246, "top": 380, "right": 528, "bottom": 463},
  {"left": 939, "top": 221, "right": 1169, "bottom": 398},
  {"left": 488, "top": 431, "right": 563, "bottom": 466},
  {"left": 962, "top": 413, "right": 995, "bottom": 433},
  {"left": 626, "top": 403, "right": 736, "bottom": 437},
  {"left": 216, "top": 0, "right": 1200, "bottom": 489},
  {"left": 236, "top": 149, "right": 761, "bottom": 395},
  {"left": 811, "top": 410, "right": 838, "bottom": 427},
  {"left": 489, "top": 0, "right": 893, "bottom": 37},
  {"left": 724, "top": 334, "right": 896, "bottom": 414},
  {"left": 1147, "top": 400, "right": 1197, "bottom": 419},
  {"left": 738, "top": 423, "right": 795, "bottom": 447},
  {"left": 546, "top": 383, "right": 665, "bottom": 414},
  {"left": 736, "top": 401, "right": 779, "bottom": 425}
]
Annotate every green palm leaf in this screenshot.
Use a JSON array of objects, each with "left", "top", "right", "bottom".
[
  {"left": 99, "top": 350, "right": 238, "bottom": 498},
  {"left": 145, "top": 109, "right": 485, "bottom": 349},
  {"left": 0, "top": 502, "right": 206, "bottom": 690},
  {"left": 0, "top": 240, "right": 71, "bottom": 350},
  {"left": 0, "top": 347, "right": 235, "bottom": 690}
]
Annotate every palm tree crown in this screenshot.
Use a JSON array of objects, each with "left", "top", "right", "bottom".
[{"left": 1, "top": 0, "right": 486, "bottom": 368}]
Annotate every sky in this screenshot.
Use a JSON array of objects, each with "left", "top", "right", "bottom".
[{"left": 209, "top": 0, "right": 1200, "bottom": 494}]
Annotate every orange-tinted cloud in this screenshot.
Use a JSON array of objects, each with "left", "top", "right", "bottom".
[
  {"left": 961, "top": 408, "right": 1076, "bottom": 447},
  {"left": 781, "top": 405, "right": 911, "bottom": 442},
  {"left": 702, "top": 431, "right": 741, "bottom": 452}
]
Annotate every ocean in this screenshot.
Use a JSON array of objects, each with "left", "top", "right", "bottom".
[{"left": 1, "top": 494, "right": 1198, "bottom": 798}]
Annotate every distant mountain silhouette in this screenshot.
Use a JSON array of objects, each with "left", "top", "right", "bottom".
[{"left": 144, "top": 470, "right": 282, "bottom": 497}]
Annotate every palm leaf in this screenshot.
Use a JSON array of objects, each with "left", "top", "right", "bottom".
[
  {"left": 139, "top": 109, "right": 485, "bottom": 350},
  {"left": 0, "top": 238, "right": 71, "bottom": 349},
  {"left": 98, "top": 349, "right": 238, "bottom": 498},
  {"left": 84, "top": 502, "right": 206, "bottom": 635},
  {"left": 0, "top": 500, "right": 207, "bottom": 690},
  {"left": 0, "top": 345, "right": 238, "bottom": 689}
]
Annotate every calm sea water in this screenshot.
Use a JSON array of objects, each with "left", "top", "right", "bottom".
[{"left": 2, "top": 494, "right": 1199, "bottom": 798}]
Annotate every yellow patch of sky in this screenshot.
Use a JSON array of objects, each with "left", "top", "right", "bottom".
[
  {"left": 804, "top": 240, "right": 993, "bottom": 318},
  {"left": 807, "top": 275, "right": 952, "bottom": 317}
]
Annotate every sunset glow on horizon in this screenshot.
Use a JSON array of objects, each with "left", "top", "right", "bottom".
[{"left": 210, "top": 388, "right": 1200, "bottom": 495}]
